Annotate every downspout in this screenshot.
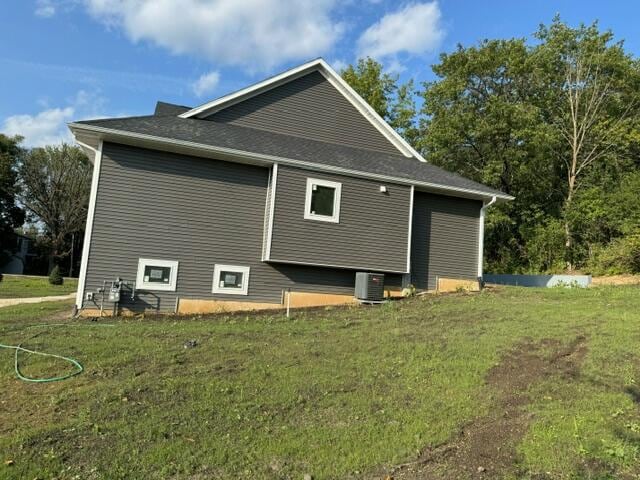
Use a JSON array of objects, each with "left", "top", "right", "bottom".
[
  {"left": 477, "top": 195, "right": 497, "bottom": 279},
  {"left": 74, "top": 139, "right": 104, "bottom": 312}
]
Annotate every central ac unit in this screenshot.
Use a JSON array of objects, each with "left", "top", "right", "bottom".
[{"left": 355, "top": 272, "right": 385, "bottom": 302}]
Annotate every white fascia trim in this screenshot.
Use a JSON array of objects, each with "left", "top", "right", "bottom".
[
  {"left": 264, "top": 163, "right": 278, "bottom": 261},
  {"left": 477, "top": 196, "right": 497, "bottom": 278},
  {"left": 406, "top": 185, "right": 414, "bottom": 273},
  {"left": 75, "top": 139, "right": 103, "bottom": 308},
  {"left": 304, "top": 177, "right": 342, "bottom": 223},
  {"left": 136, "top": 258, "right": 179, "bottom": 292},
  {"left": 179, "top": 58, "right": 424, "bottom": 161},
  {"left": 314, "top": 59, "right": 426, "bottom": 161},
  {"left": 266, "top": 257, "right": 408, "bottom": 275},
  {"left": 67, "top": 124, "right": 514, "bottom": 202},
  {"left": 180, "top": 59, "right": 324, "bottom": 118}
]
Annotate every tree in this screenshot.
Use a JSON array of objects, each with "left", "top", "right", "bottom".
[
  {"left": 0, "top": 134, "right": 25, "bottom": 264},
  {"left": 533, "top": 18, "right": 640, "bottom": 269},
  {"left": 341, "top": 57, "right": 418, "bottom": 145},
  {"left": 18, "top": 144, "right": 91, "bottom": 272},
  {"left": 48, "top": 265, "right": 63, "bottom": 285},
  {"left": 420, "top": 38, "right": 561, "bottom": 271},
  {"left": 419, "top": 18, "right": 640, "bottom": 273}
]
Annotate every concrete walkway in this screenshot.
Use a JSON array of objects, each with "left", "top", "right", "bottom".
[{"left": 0, "top": 293, "right": 75, "bottom": 308}]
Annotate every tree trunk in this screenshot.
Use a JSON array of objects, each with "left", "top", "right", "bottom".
[
  {"left": 69, "top": 233, "right": 75, "bottom": 277},
  {"left": 564, "top": 171, "right": 576, "bottom": 272}
]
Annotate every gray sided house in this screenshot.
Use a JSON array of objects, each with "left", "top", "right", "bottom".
[{"left": 69, "top": 59, "right": 512, "bottom": 314}]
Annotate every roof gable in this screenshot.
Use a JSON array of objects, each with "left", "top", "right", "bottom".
[
  {"left": 180, "top": 59, "right": 425, "bottom": 161},
  {"left": 203, "top": 71, "right": 401, "bottom": 155}
]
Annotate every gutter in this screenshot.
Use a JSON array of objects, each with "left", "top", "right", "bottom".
[
  {"left": 477, "top": 195, "right": 498, "bottom": 279},
  {"left": 68, "top": 123, "right": 514, "bottom": 202}
]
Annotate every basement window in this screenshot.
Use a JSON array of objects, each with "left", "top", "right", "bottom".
[
  {"left": 212, "top": 265, "right": 250, "bottom": 295},
  {"left": 304, "top": 178, "right": 342, "bottom": 223},
  {"left": 136, "top": 258, "right": 179, "bottom": 291}
]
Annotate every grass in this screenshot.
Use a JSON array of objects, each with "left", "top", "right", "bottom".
[
  {"left": 0, "top": 275, "right": 78, "bottom": 298},
  {"left": 1, "top": 286, "right": 640, "bottom": 479}
]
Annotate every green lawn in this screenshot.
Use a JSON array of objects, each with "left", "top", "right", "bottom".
[
  {"left": 0, "top": 275, "right": 78, "bottom": 298},
  {"left": 1, "top": 286, "right": 640, "bottom": 479}
]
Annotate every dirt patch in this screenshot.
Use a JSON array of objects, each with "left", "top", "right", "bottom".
[
  {"left": 591, "top": 275, "right": 640, "bottom": 286},
  {"left": 381, "top": 336, "right": 588, "bottom": 480}
]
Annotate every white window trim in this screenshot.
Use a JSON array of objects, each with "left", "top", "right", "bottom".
[
  {"left": 304, "top": 178, "right": 342, "bottom": 223},
  {"left": 136, "top": 258, "right": 179, "bottom": 292},
  {"left": 212, "top": 264, "right": 250, "bottom": 295}
]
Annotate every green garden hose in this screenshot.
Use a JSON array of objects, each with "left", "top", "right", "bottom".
[{"left": 0, "top": 323, "right": 114, "bottom": 383}]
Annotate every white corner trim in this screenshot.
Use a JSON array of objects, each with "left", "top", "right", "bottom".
[
  {"left": 179, "top": 58, "right": 425, "bottom": 161},
  {"left": 75, "top": 139, "right": 103, "bottom": 308},
  {"left": 303, "top": 177, "right": 342, "bottom": 223},
  {"left": 261, "top": 167, "right": 272, "bottom": 261},
  {"left": 136, "top": 258, "right": 179, "bottom": 291},
  {"left": 264, "top": 163, "right": 278, "bottom": 261},
  {"left": 406, "top": 185, "right": 415, "bottom": 274},
  {"left": 212, "top": 264, "right": 250, "bottom": 295},
  {"left": 477, "top": 196, "right": 497, "bottom": 278}
]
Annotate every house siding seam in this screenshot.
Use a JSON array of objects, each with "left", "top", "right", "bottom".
[
  {"left": 81, "top": 142, "right": 402, "bottom": 312},
  {"left": 269, "top": 165, "right": 411, "bottom": 273},
  {"left": 410, "top": 192, "right": 482, "bottom": 290},
  {"left": 205, "top": 71, "right": 401, "bottom": 156}
]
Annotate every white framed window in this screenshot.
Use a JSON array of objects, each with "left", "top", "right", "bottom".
[
  {"left": 136, "top": 258, "right": 179, "bottom": 291},
  {"left": 304, "top": 178, "right": 342, "bottom": 223},
  {"left": 212, "top": 264, "right": 250, "bottom": 295}
]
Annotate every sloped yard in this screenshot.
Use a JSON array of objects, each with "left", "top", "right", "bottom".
[
  {"left": 0, "top": 275, "right": 78, "bottom": 299},
  {"left": 1, "top": 286, "right": 640, "bottom": 479}
]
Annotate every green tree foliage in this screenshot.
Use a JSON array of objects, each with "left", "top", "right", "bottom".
[
  {"left": 420, "top": 17, "right": 640, "bottom": 273},
  {"left": 48, "top": 265, "right": 63, "bottom": 285},
  {"left": 18, "top": 144, "right": 91, "bottom": 272},
  {"left": 0, "top": 134, "right": 25, "bottom": 264},
  {"left": 341, "top": 57, "right": 418, "bottom": 145}
]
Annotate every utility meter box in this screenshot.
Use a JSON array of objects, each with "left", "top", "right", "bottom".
[
  {"left": 108, "top": 284, "right": 121, "bottom": 302},
  {"left": 354, "top": 272, "right": 385, "bottom": 301}
]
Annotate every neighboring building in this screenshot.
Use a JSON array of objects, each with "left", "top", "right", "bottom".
[
  {"left": 0, "top": 232, "right": 34, "bottom": 275},
  {"left": 68, "top": 59, "right": 512, "bottom": 314}
]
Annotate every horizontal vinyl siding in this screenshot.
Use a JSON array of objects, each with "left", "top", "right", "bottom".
[
  {"left": 269, "top": 166, "right": 411, "bottom": 273},
  {"left": 82, "top": 143, "right": 402, "bottom": 312},
  {"left": 411, "top": 192, "right": 481, "bottom": 290},
  {"left": 206, "top": 71, "right": 400, "bottom": 155}
]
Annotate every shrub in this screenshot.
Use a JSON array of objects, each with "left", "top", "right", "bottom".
[
  {"left": 588, "top": 231, "right": 640, "bottom": 275},
  {"left": 401, "top": 284, "right": 416, "bottom": 297},
  {"left": 48, "top": 265, "right": 63, "bottom": 285}
]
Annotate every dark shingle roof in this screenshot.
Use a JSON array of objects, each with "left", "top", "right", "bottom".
[
  {"left": 154, "top": 101, "right": 192, "bottom": 116},
  {"left": 74, "top": 114, "right": 510, "bottom": 199}
]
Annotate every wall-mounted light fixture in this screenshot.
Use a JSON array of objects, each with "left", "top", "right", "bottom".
[{"left": 379, "top": 185, "right": 387, "bottom": 193}]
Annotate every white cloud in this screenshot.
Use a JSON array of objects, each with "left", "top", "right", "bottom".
[
  {"left": 1, "top": 90, "right": 109, "bottom": 148},
  {"left": 191, "top": 71, "right": 220, "bottom": 97},
  {"left": 329, "top": 58, "right": 348, "bottom": 73},
  {"left": 35, "top": 0, "right": 56, "bottom": 17},
  {"left": 2, "top": 108, "right": 74, "bottom": 147},
  {"left": 80, "top": 0, "right": 344, "bottom": 70},
  {"left": 357, "top": 2, "right": 444, "bottom": 60}
]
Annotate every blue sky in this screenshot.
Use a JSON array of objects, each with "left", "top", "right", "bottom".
[{"left": 2, "top": 0, "right": 639, "bottom": 147}]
